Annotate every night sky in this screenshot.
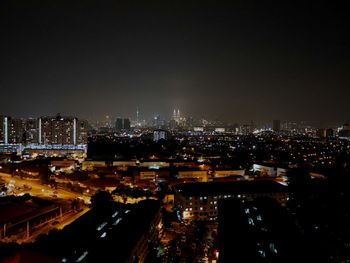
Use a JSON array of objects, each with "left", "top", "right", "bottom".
[{"left": 0, "top": 0, "right": 349, "bottom": 124}]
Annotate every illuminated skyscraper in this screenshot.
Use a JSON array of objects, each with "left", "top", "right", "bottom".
[
  {"left": 116, "top": 118, "right": 131, "bottom": 132},
  {"left": 172, "top": 109, "right": 181, "bottom": 124},
  {"left": 273, "top": 120, "right": 281, "bottom": 132}
]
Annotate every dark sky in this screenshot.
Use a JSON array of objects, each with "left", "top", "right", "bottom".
[{"left": 0, "top": 0, "right": 349, "bottom": 124}]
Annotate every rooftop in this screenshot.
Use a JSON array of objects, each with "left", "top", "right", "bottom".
[{"left": 174, "top": 180, "right": 287, "bottom": 197}]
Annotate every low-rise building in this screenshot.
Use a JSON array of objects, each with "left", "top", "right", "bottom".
[
  {"left": 178, "top": 170, "right": 208, "bottom": 182},
  {"left": 174, "top": 181, "right": 288, "bottom": 221}
]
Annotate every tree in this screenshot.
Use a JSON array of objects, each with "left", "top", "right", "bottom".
[
  {"left": 112, "top": 185, "right": 129, "bottom": 203},
  {"left": 90, "top": 190, "right": 112, "bottom": 207}
]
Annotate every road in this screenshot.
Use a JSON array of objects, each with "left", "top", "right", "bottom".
[
  {"left": 0, "top": 172, "right": 92, "bottom": 243},
  {"left": 0, "top": 172, "right": 90, "bottom": 204}
]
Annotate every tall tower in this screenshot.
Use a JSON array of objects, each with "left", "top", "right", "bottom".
[{"left": 136, "top": 108, "right": 140, "bottom": 123}]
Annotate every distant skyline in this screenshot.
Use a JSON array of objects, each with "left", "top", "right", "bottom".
[
  {"left": 0, "top": 110, "right": 346, "bottom": 129},
  {"left": 0, "top": 1, "right": 349, "bottom": 124}
]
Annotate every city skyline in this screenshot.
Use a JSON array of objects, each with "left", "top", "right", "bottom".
[
  {"left": 1, "top": 111, "right": 348, "bottom": 129},
  {"left": 0, "top": 1, "right": 349, "bottom": 124},
  {"left": 1, "top": 2, "right": 350, "bottom": 262}
]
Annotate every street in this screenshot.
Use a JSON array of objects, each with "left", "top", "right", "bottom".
[{"left": 0, "top": 172, "right": 90, "bottom": 203}]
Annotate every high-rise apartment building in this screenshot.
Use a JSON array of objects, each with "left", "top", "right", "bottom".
[
  {"left": 24, "top": 118, "right": 39, "bottom": 144},
  {"left": 8, "top": 118, "right": 23, "bottom": 144},
  {"left": 39, "top": 114, "right": 88, "bottom": 145},
  {"left": 153, "top": 129, "right": 168, "bottom": 141},
  {"left": 0, "top": 116, "right": 25, "bottom": 144},
  {"left": 0, "top": 114, "right": 88, "bottom": 146}
]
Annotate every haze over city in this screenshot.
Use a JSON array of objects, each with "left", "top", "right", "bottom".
[
  {"left": 1, "top": 1, "right": 349, "bottom": 124},
  {"left": 1, "top": 1, "right": 350, "bottom": 263}
]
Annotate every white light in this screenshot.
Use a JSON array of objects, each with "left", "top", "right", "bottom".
[
  {"left": 96, "top": 222, "right": 107, "bottom": 231},
  {"left": 258, "top": 250, "right": 266, "bottom": 258},
  {"left": 4, "top": 117, "right": 8, "bottom": 144},
  {"left": 113, "top": 218, "right": 122, "bottom": 225},
  {"left": 76, "top": 251, "right": 88, "bottom": 262},
  {"left": 38, "top": 118, "right": 42, "bottom": 144},
  {"left": 269, "top": 243, "right": 278, "bottom": 254},
  {"left": 248, "top": 218, "right": 254, "bottom": 226},
  {"left": 112, "top": 211, "right": 119, "bottom": 218}
]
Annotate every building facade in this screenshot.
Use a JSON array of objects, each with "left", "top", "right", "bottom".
[
  {"left": 39, "top": 114, "right": 88, "bottom": 145},
  {"left": 116, "top": 118, "right": 131, "bottom": 132},
  {"left": 174, "top": 181, "right": 288, "bottom": 221}
]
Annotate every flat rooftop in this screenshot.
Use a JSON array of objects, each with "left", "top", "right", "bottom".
[{"left": 174, "top": 180, "right": 287, "bottom": 197}]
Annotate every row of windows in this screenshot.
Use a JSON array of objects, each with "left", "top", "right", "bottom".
[
  {"left": 185, "top": 206, "right": 218, "bottom": 211},
  {"left": 185, "top": 193, "right": 285, "bottom": 201},
  {"left": 186, "top": 200, "right": 218, "bottom": 206}
]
